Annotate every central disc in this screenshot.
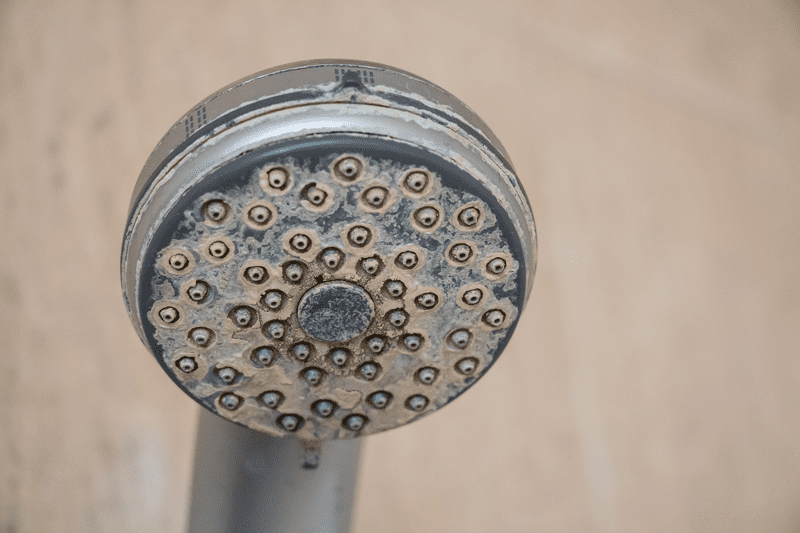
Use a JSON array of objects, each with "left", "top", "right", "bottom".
[{"left": 297, "top": 281, "right": 375, "bottom": 342}]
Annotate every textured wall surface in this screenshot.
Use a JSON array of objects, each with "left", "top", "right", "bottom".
[{"left": 1, "top": 1, "right": 799, "bottom": 531}]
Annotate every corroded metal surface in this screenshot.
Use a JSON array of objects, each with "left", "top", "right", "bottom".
[
  {"left": 146, "top": 154, "right": 521, "bottom": 439},
  {"left": 121, "top": 59, "right": 537, "bottom": 441}
]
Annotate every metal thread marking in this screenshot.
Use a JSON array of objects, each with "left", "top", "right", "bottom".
[
  {"left": 333, "top": 69, "right": 375, "bottom": 85},
  {"left": 183, "top": 105, "right": 207, "bottom": 140}
]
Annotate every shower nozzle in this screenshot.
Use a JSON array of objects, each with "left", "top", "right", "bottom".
[{"left": 121, "top": 59, "right": 537, "bottom": 441}]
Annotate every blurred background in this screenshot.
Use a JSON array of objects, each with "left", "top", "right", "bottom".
[{"left": 1, "top": 0, "right": 799, "bottom": 531}]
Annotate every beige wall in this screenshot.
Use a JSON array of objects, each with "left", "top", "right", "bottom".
[{"left": 1, "top": 0, "right": 799, "bottom": 531}]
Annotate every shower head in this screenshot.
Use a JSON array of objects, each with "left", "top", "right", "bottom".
[{"left": 121, "top": 59, "right": 537, "bottom": 441}]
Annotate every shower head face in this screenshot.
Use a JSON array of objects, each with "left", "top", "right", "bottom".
[{"left": 121, "top": 60, "right": 536, "bottom": 440}]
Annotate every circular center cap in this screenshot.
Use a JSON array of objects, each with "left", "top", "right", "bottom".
[{"left": 297, "top": 281, "right": 375, "bottom": 342}]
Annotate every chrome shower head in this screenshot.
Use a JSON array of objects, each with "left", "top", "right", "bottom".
[{"left": 121, "top": 59, "right": 536, "bottom": 441}]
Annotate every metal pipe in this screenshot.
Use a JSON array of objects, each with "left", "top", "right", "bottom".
[{"left": 188, "top": 408, "right": 362, "bottom": 533}]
